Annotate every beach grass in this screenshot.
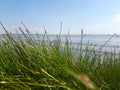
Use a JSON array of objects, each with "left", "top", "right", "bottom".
[{"left": 0, "top": 24, "right": 120, "bottom": 90}]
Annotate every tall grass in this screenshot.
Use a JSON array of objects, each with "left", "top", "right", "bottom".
[{"left": 0, "top": 23, "right": 120, "bottom": 90}]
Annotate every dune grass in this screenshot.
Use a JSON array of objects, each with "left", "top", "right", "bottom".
[{"left": 0, "top": 24, "right": 120, "bottom": 90}]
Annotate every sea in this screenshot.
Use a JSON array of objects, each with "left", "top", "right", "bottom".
[{"left": 1, "top": 34, "right": 120, "bottom": 54}]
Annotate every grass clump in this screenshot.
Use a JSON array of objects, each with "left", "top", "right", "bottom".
[{"left": 0, "top": 23, "right": 120, "bottom": 90}]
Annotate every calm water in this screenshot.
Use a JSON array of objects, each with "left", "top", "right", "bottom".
[
  {"left": 32, "top": 34, "right": 120, "bottom": 46},
  {"left": 33, "top": 34, "right": 120, "bottom": 46},
  {"left": 1, "top": 34, "right": 120, "bottom": 53},
  {"left": 33, "top": 34, "right": 120, "bottom": 53}
]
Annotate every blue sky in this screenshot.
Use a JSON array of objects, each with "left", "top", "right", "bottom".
[{"left": 0, "top": 0, "right": 120, "bottom": 34}]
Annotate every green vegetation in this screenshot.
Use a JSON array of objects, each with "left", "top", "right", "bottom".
[{"left": 0, "top": 24, "right": 120, "bottom": 90}]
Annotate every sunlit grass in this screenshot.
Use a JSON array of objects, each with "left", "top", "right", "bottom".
[{"left": 0, "top": 23, "right": 120, "bottom": 90}]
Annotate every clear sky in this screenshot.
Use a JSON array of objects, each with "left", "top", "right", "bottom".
[{"left": 0, "top": 0, "right": 120, "bottom": 34}]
